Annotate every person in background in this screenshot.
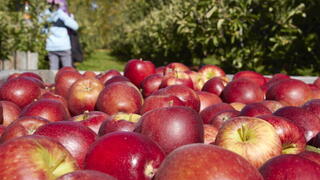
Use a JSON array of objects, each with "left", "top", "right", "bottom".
[{"left": 40, "top": 0, "right": 79, "bottom": 70}]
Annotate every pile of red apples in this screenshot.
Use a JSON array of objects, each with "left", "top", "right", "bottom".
[{"left": 1, "top": 59, "right": 320, "bottom": 179}]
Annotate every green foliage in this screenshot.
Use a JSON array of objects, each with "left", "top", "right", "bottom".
[{"left": 107, "top": 0, "right": 320, "bottom": 75}]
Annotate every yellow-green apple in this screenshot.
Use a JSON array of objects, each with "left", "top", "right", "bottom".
[
  {"left": 154, "top": 144, "right": 263, "bottom": 180},
  {"left": 215, "top": 116, "right": 282, "bottom": 168},
  {"left": 0, "top": 100, "right": 21, "bottom": 126},
  {"left": 199, "top": 102, "right": 235, "bottom": 124},
  {"left": 98, "top": 112, "right": 141, "bottom": 135},
  {"left": 201, "top": 77, "right": 227, "bottom": 96},
  {"left": 67, "top": 77, "right": 104, "bottom": 116},
  {"left": 96, "top": 81, "right": 143, "bottom": 115},
  {"left": 57, "top": 170, "right": 116, "bottom": 180},
  {"left": 34, "top": 121, "right": 97, "bottom": 168},
  {"left": 0, "top": 135, "right": 79, "bottom": 179},
  {"left": 273, "top": 106, "right": 320, "bottom": 141},
  {"left": 140, "top": 74, "right": 163, "bottom": 97},
  {"left": 203, "top": 124, "right": 219, "bottom": 144},
  {"left": 239, "top": 103, "right": 272, "bottom": 117},
  {"left": 257, "top": 114, "right": 306, "bottom": 154},
  {"left": 55, "top": 70, "right": 82, "bottom": 99},
  {"left": 196, "top": 91, "right": 222, "bottom": 112},
  {"left": 266, "top": 78, "right": 313, "bottom": 106},
  {"left": 70, "top": 111, "right": 109, "bottom": 134},
  {"left": 140, "top": 94, "right": 185, "bottom": 115},
  {"left": 96, "top": 69, "right": 122, "bottom": 84},
  {"left": 135, "top": 106, "right": 204, "bottom": 154},
  {"left": 84, "top": 131, "right": 165, "bottom": 180},
  {"left": 232, "top": 70, "right": 266, "bottom": 87},
  {"left": 124, "top": 59, "right": 156, "bottom": 88},
  {"left": 0, "top": 116, "right": 50, "bottom": 143},
  {"left": 259, "top": 154, "right": 320, "bottom": 180},
  {"left": 20, "top": 99, "right": 70, "bottom": 122},
  {"left": 0, "top": 76, "right": 42, "bottom": 108},
  {"left": 221, "top": 78, "right": 264, "bottom": 104}
]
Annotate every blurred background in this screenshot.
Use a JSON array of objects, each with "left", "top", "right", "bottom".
[{"left": 0, "top": 0, "right": 320, "bottom": 75}]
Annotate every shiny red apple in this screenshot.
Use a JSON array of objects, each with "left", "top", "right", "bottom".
[{"left": 124, "top": 59, "right": 156, "bottom": 88}]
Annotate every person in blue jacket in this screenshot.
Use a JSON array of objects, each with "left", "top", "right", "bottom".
[{"left": 40, "top": 0, "right": 79, "bottom": 70}]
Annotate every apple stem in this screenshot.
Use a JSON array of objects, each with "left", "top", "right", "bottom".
[
  {"left": 238, "top": 125, "right": 250, "bottom": 142},
  {"left": 144, "top": 162, "right": 155, "bottom": 178}
]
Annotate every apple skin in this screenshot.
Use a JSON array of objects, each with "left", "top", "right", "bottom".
[
  {"left": 160, "top": 71, "right": 194, "bottom": 89},
  {"left": 203, "top": 124, "right": 219, "bottom": 144},
  {"left": 84, "top": 131, "right": 165, "bottom": 180},
  {"left": 39, "top": 91, "right": 70, "bottom": 117},
  {"left": 97, "top": 69, "right": 122, "bottom": 84},
  {"left": 239, "top": 103, "right": 272, "bottom": 117},
  {"left": 20, "top": 99, "right": 70, "bottom": 122},
  {"left": 153, "top": 84, "right": 200, "bottom": 112},
  {"left": 140, "top": 74, "right": 163, "bottom": 97},
  {"left": 232, "top": 70, "right": 266, "bottom": 87},
  {"left": 164, "top": 62, "right": 190, "bottom": 74},
  {"left": 0, "top": 76, "right": 42, "bottom": 108},
  {"left": 57, "top": 170, "right": 117, "bottom": 180},
  {"left": 67, "top": 77, "right": 104, "bottom": 116},
  {"left": 34, "top": 121, "right": 97, "bottom": 169},
  {"left": 0, "top": 125, "right": 5, "bottom": 137},
  {"left": 221, "top": 78, "right": 265, "bottom": 104},
  {"left": 70, "top": 111, "right": 109, "bottom": 134},
  {"left": 260, "top": 100, "right": 285, "bottom": 113},
  {"left": 273, "top": 106, "right": 320, "bottom": 142},
  {"left": 135, "top": 106, "right": 204, "bottom": 154},
  {"left": 0, "top": 116, "right": 50, "bottom": 143},
  {"left": 55, "top": 66, "right": 78, "bottom": 81},
  {"left": 0, "top": 100, "right": 21, "bottom": 126},
  {"left": 302, "top": 99, "right": 320, "bottom": 120},
  {"left": 55, "top": 70, "right": 82, "bottom": 99},
  {"left": 210, "top": 109, "right": 240, "bottom": 129},
  {"left": 0, "top": 135, "right": 79, "bottom": 180},
  {"left": 96, "top": 81, "right": 144, "bottom": 115},
  {"left": 230, "top": 102, "right": 246, "bottom": 111},
  {"left": 201, "top": 77, "right": 226, "bottom": 96},
  {"left": 257, "top": 114, "right": 306, "bottom": 154},
  {"left": 124, "top": 59, "right": 156, "bottom": 88},
  {"left": 104, "top": 75, "right": 130, "bottom": 86},
  {"left": 140, "top": 94, "right": 185, "bottom": 115},
  {"left": 199, "top": 102, "right": 235, "bottom": 124},
  {"left": 266, "top": 78, "right": 313, "bottom": 106},
  {"left": 154, "top": 144, "right": 263, "bottom": 180},
  {"left": 215, "top": 116, "right": 282, "bottom": 168},
  {"left": 196, "top": 91, "right": 222, "bottom": 112},
  {"left": 259, "top": 154, "right": 320, "bottom": 180},
  {"left": 198, "top": 64, "right": 226, "bottom": 81},
  {"left": 19, "top": 72, "right": 43, "bottom": 82},
  {"left": 298, "top": 151, "right": 320, "bottom": 166}
]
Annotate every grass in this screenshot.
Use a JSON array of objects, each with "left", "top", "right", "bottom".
[{"left": 75, "top": 49, "right": 126, "bottom": 72}]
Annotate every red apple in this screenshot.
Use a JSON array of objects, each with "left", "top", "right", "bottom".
[
  {"left": 266, "top": 78, "right": 313, "bottom": 106},
  {"left": 84, "top": 131, "right": 165, "bottom": 180},
  {"left": 0, "top": 116, "right": 50, "bottom": 143},
  {"left": 57, "top": 170, "right": 116, "bottom": 180},
  {"left": 221, "top": 78, "right": 265, "bottom": 104},
  {"left": 140, "top": 74, "right": 163, "bottom": 97},
  {"left": 313, "top": 76, "right": 320, "bottom": 88},
  {"left": 34, "top": 121, "right": 97, "bottom": 168},
  {"left": 257, "top": 114, "right": 306, "bottom": 154},
  {"left": 67, "top": 77, "right": 104, "bottom": 115},
  {"left": 0, "top": 125, "right": 5, "bottom": 137},
  {"left": 20, "top": 99, "right": 70, "bottom": 122},
  {"left": 302, "top": 99, "right": 320, "bottom": 120},
  {"left": 164, "top": 62, "right": 190, "bottom": 75},
  {"left": 19, "top": 72, "right": 43, "bottom": 82},
  {"left": 239, "top": 102, "right": 272, "bottom": 117},
  {"left": 215, "top": 116, "right": 282, "bottom": 168},
  {"left": 259, "top": 154, "right": 320, "bottom": 180},
  {"left": 97, "top": 69, "right": 122, "bottom": 84},
  {"left": 104, "top": 75, "right": 130, "bottom": 87},
  {"left": 0, "top": 135, "right": 79, "bottom": 179},
  {"left": 39, "top": 91, "right": 70, "bottom": 117},
  {"left": 198, "top": 64, "right": 226, "bottom": 81},
  {"left": 209, "top": 109, "right": 240, "bottom": 129},
  {"left": 136, "top": 106, "right": 204, "bottom": 154},
  {"left": 197, "top": 91, "right": 222, "bottom": 112},
  {"left": 155, "top": 66, "right": 165, "bottom": 75},
  {"left": 70, "top": 111, "right": 109, "bottom": 134},
  {"left": 274, "top": 106, "right": 320, "bottom": 141},
  {"left": 0, "top": 100, "right": 21, "bottom": 126},
  {"left": 260, "top": 100, "right": 285, "bottom": 113},
  {"left": 199, "top": 102, "right": 235, "bottom": 124},
  {"left": 201, "top": 77, "right": 226, "bottom": 96},
  {"left": 55, "top": 66, "right": 78, "bottom": 82},
  {"left": 309, "top": 84, "right": 320, "bottom": 99},
  {"left": 96, "top": 81, "right": 144, "bottom": 115},
  {"left": 0, "top": 76, "right": 42, "bottom": 108},
  {"left": 154, "top": 144, "right": 263, "bottom": 180},
  {"left": 124, "top": 59, "right": 156, "bottom": 88},
  {"left": 160, "top": 71, "right": 194, "bottom": 89},
  {"left": 55, "top": 70, "right": 82, "bottom": 99},
  {"left": 299, "top": 151, "right": 320, "bottom": 166},
  {"left": 140, "top": 94, "right": 185, "bottom": 115},
  {"left": 233, "top": 70, "right": 266, "bottom": 86},
  {"left": 82, "top": 71, "right": 96, "bottom": 78},
  {"left": 185, "top": 70, "right": 204, "bottom": 91},
  {"left": 230, "top": 102, "right": 246, "bottom": 111},
  {"left": 203, "top": 124, "right": 219, "bottom": 144}
]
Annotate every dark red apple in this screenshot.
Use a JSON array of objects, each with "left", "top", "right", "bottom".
[
  {"left": 140, "top": 94, "right": 185, "bottom": 115},
  {"left": 97, "top": 69, "right": 122, "bottom": 84},
  {"left": 201, "top": 77, "right": 226, "bottom": 96},
  {"left": 55, "top": 70, "right": 82, "bottom": 99},
  {"left": 67, "top": 77, "right": 104, "bottom": 115},
  {"left": 39, "top": 91, "right": 70, "bottom": 117},
  {"left": 197, "top": 91, "right": 222, "bottom": 112},
  {"left": 0, "top": 76, "right": 42, "bottom": 108},
  {"left": 34, "top": 121, "right": 97, "bottom": 168},
  {"left": 0, "top": 116, "right": 50, "bottom": 143},
  {"left": 259, "top": 154, "right": 320, "bottom": 180},
  {"left": 70, "top": 111, "right": 109, "bottom": 134},
  {"left": 20, "top": 99, "right": 70, "bottom": 122},
  {"left": 260, "top": 100, "right": 285, "bottom": 113},
  {"left": 199, "top": 103, "right": 235, "bottom": 124},
  {"left": 104, "top": 75, "right": 130, "bottom": 87},
  {"left": 0, "top": 125, "right": 5, "bottom": 137},
  {"left": 221, "top": 78, "right": 264, "bottom": 104},
  {"left": 233, "top": 70, "right": 266, "bottom": 87},
  {"left": 135, "top": 106, "right": 204, "bottom": 154},
  {"left": 0, "top": 100, "right": 21, "bottom": 126},
  {"left": 154, "top": 144, "right": 263, "bottom": 180},
  {"left": 124, "top": 59, "right": 156, "bottom": 88},
  {"left": 307, "top": 132, "right": 320, "bottom": 148},
  {"left": 302, "top": 99, "right": 320, "bottom": 120},
  {"left": 0, "top": 135, "right": 79, "bottom": 179},
  {"left": 155, "top": 66, "right": 165, "bottom": 75},
  {"left": 209, "top": 109, "right": 240, "bottom": 129},
  {"left": 84, "top": 131, "right": 165, "bottom": 180},
  {"left": 299, "top": 151, "right": 320, "bottom": 166},
  {"left": 266, "top": 78, "right": 313, "bottom": 106},
  {"left": 257, "top": 114, "right": 306, "bottom": 154},
  {"left": 57, "top": 170, "right": 116, "bottom": 180},
  {"left": 96, "top": 81, "right": 143, "bottom": 115},
  {"left": 141, "top": 74, "right": 163, "bottom": 97},
  {"left": 239, "top": 103, "right": 272, "bottom": 117},
  {"left": 19, "top": 72, "right": 43, "bottom": 82}
]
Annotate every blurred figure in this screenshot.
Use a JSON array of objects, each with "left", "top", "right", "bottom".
[{"left": 40, "top": 0, "right": 79, "bottom": 70}]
